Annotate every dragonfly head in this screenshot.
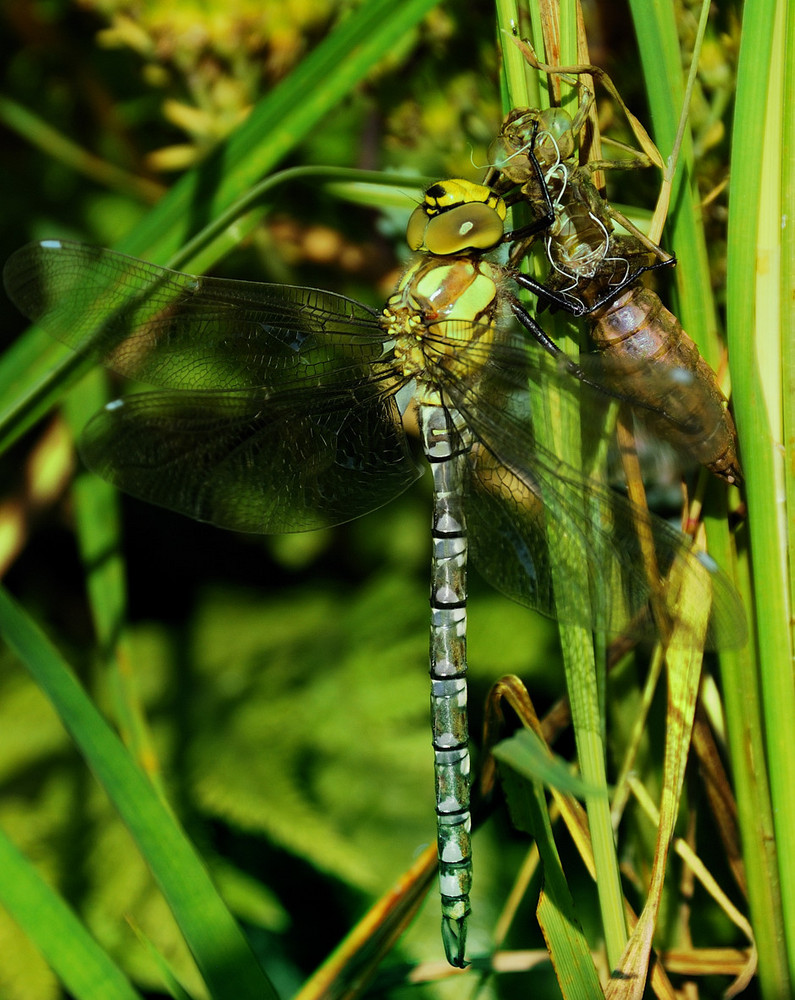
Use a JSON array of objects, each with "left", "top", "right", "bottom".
[{"left": 407, "top": 179, "right": 507, "bottom": 256}]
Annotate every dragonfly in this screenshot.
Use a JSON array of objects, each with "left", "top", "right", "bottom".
[
  {"left": 3, "top": 173, "right": 746, "bottom": 967},
  {"left": 487, "top": 82, "right": 742, "bottom": 486}
]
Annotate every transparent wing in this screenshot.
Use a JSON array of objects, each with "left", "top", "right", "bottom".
[
  {"left": 3, "top": 240, "right": 388, "bottom": 391},
  {"left": 429, "top": 322, "right": 746, "bottom": 650},
  {"left": 3, "top": 239, "right": 419, "bottom": 532},
  {"left": 80, "top": 379, "right": 421, "bottom": 533},
  {"left": 4, "top": 239, "right": 745, "bottom": 644}
]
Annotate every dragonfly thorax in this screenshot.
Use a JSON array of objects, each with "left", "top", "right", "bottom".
[{"left": 383, "top": 256, "right": 499, "bottom": 381}]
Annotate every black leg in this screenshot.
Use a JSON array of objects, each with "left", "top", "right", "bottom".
[
  {"left": 510, "top": 270, "right": 587, "bottom": 317},
  {"left": 502, "top": 123, "right": 557, "bottom": 242},
  {"left": 509, "top": 297, "right": 607, "bottom": 395},
  {"left": 579, "top": 254, "right": 676, "bottom": 313}
]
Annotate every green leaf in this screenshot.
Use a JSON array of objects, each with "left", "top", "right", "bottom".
[
  {"left": 0, "top": 824, "right": 143, "bottom": 1000},
  {"left": 0, "top": 586, "right": 278, "bottom": 1000},
  {"left": 492, "top": 729, "right": 595, "bottom": 800},
  {"left": 498, "top": 761, "right": 603, "bottom": 1000}
]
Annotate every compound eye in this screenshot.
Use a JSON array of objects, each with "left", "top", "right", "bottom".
[
  {"left": 423, "top": 203, "right": 505, "bottom": 254},
  {"left": 406, "top": 205, "right": 430, "bottom": 251}
]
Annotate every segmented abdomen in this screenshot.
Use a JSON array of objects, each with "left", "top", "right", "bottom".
[{"left": 591, "top": 287, "right": 741, "bottom": 485}]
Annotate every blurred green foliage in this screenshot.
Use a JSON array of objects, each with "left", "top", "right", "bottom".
[
  {"left": 0, "top": 0, "right": 564, "bottom": 993},
  {"left": 0, "top": 0, "right": 752, "bottom": 996}
]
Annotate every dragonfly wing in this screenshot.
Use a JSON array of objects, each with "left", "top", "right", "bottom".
[
  {"left": 433, "top": 326, "right": 746, "bottom": 649},
  {"left": 81, "top": 383, "right": 421, "bottom": 533},
  {"left": 438, "top": 310, "right": 729, "bottom": 465},
  {"left": 3, "top": 240, "right": 388, "bottom": 391},
  {"left": 464, "top": 442, "right": 556, "bottom": 618},
  {"left": 464, "top": 430, "right": 656, "bottom": 638}
]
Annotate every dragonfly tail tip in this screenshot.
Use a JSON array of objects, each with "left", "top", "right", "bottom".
[{"left": 442, "top": 915, "right": 469, "bottom": 968}]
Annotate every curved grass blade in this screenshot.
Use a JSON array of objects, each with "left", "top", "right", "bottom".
[
  {"left": 0, "top": 824, "right": 143, "bottom": 1000},
  {"left": 493, "top": 738, "right": 604, "bottom": 1000},
  {"left": 0, "top": 586, "right": 278, "bottom": 1000}
]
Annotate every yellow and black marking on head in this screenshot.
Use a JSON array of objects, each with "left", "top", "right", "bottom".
[{"left": 407, "top": 179, "right": 507, "bottom": 256}]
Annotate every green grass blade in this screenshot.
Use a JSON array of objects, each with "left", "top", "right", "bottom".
[
  {"left": 0, "top": 586, "right": 278, "bottom": 1000},
  {"left": 492, "top": 729, "right": 594, "bottom": 799},
  {"left": 0, "top": 824, "right": 144, "bottom": 1000},
  {"left": 724, "top": 0, "right": 794, "bottom": 994},
  {"left": 495, "top": 750, "right": 603, "bottom": 1000}
]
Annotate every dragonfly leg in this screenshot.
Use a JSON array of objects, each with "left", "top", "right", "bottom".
[
  {"left": 580, "top": 253, "right": 676, "bottom": 314},
  {"left": 502, "top": 121, "right": 557, "bottom": 244},
  {"left": 508, "top": 297, "right": 616, "bottom": 399},
  {"left": 509, "top": 271, "right": 588, "bottom": 317}
]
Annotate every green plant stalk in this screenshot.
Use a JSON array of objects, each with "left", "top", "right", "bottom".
[
  {"left": 495, "top": 0, "right": 533, "bottom": 109},
  {"left": 726, "top": 0, "right": 795, "bottom": 992},
  {"left": 500, "top": 0, "right": 628, "bottom": 970}
]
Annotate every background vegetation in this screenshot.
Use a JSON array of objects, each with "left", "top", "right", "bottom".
[{"left": 0, "top": 0, "right": 788, "bottom": 998}]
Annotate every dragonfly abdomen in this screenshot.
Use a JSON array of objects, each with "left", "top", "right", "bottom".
[
  {"left": 591, "top": 287, "right": 742, "bottom": 485},
  {"left": 421, "top": 401, "right": 472, "bottom": 967}
]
